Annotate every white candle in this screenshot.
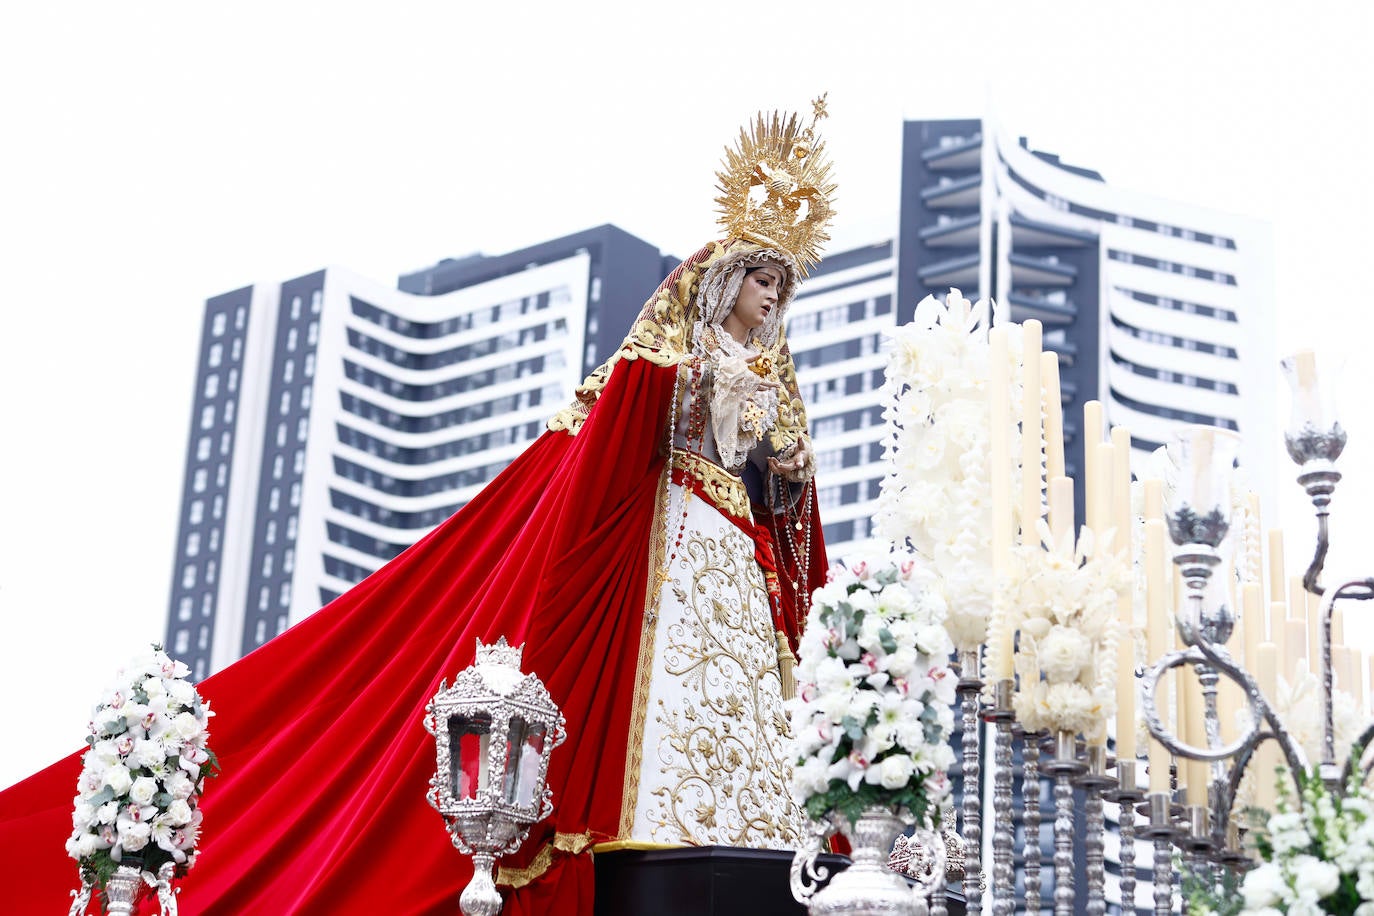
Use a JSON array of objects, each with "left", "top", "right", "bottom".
[
  {"left": 1042, "top": 351, "right": 1065, "bottom": 481},
  {"left": 1293, "top": 349, "right": 1321, "bottom": 425},
  {"left": 988, "top": 326, "right": 1014, "bottom": 679},
  {"left": 1268, "top": 529, "right": 1286, "bottom": 610},
  {"left": 1048, "top": 477, "right": 1074, "bottom": 547},
  {"left": 1145, "top": 519, "right": 1171, "bottom": 793},
  {"left": 1094, "top": 442, "right": 1115, "bottom": 541},
  {"left": 1254, "top": 643, "right": 1280, "bottom": 809},
  {"left": 1285, "top": 618, "right": 1308, "bottom": 683},
  {"left": 1021, "top": 320, "right": 1044, "bottom": 543},
  {"left": 1242, "top": 584, "right": 1263, "bottom": 671},
  {"left": 1143, "top": 479, "right": 1163, "bottom": 523},
  {"left": 1083, "top": 401, "right": 1103, "bottom": 530}
]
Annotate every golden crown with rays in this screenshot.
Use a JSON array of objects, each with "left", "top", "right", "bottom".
[{"left": 713, "top": 94, "right": 837, "bottom": 277}]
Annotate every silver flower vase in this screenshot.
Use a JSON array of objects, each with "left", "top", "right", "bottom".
[
  {"left": 103, "top": 863, "right": 148, "bottom": 916},
  {"left": 794, "top": 805, "right": 935, "bottom": 916}
]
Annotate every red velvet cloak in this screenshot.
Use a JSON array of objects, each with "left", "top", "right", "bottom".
[{"left": 0, "top": 355, "right": 827, "bottom": 914}]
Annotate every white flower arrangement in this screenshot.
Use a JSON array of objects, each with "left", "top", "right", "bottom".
[
  {"left": 1235, "top": 767, "right": 1374, "bottom": 916},
  {"left": 1005, "top": 522, "right": 1131, "bottom": 741},
  {"left": 789, "top": 552, "right": 957, "bottom": 826},
  {"left": 66, "top": 644, "right": 216, "bottom": 898},
  {"left": 874, "top": 288, "right": 1021, "bottom": 651}
]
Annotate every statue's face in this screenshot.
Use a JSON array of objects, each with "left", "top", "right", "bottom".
[{"left": 728, "top": 265, "right": 785, "bottom": 334}]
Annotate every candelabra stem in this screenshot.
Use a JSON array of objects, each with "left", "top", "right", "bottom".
[
  {"left": 1153, "top": 836, "right": 1173, "bottom": 916},
  {"left": 1076, "top": 745, "right": 1112, "bottom": 916},
  {"left": 957, "top": 649, "right": 984, "bottom": 916},
  {"left": 1119, "top": 801, "right": 1138, "bottom": 912},
  {"left": 1142, "top": 793, "right": 1175, "bottom": 916},
  {"left": 990, "top": 681, "right": 1015, "bottom": 916},
  {"left": 1043, "top": 731, "right": 1084, "bottom": 916},
  {"left": 1110, "top": 761, "right": 1143, "bottom": 915},
  {"left": 1022, "top": 731, "right": 1043, "bottom": 916}
]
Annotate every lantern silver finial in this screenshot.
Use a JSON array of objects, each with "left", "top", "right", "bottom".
[{"left": 424, "top": 638, "right": 566, "bottom": 915}]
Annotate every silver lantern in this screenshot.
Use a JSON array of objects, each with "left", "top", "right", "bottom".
[{"left": 423, "top": 638, "right": 566, "bottom": 916}]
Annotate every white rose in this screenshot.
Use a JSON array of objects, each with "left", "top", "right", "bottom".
[
  {"left": 874, "top": 754, "right": 916, "bottom": 790},
  {"left": 131, "top": 738, "right": 167, "bottom": 771},
  {"left": 167, "top": 679, "right": 196, "bottom": 706},
  {"left": 142, "top": 677, "right": 166, "bottom": 699},
  {"left": 104, "top": 764, "right": 132, "bottom": 796},
  {"left": 173, "top": 711, "right": 203, "bottom": 742},
  {"left": 128, "top": 776, "right": 158, "bottom": 806},
  {"left": 165, "top": 799, "right": 194, "bottom": 826},
  {"left": 1036, "top": 626, "right": 1092, "bottom": 683},
  {"left": 164, "top": 771, "right": 196, "bottom": 800},
  {"left": 914, "top": 624, "right": 952, "bottom": 657},
  {"left": 1239, "top": 863, "right": 1285, "bottom": 910},
  {"left": 117, "top": 818, "right": 152, "bottom": 851}
]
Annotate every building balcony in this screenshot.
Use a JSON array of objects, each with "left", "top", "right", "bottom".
[
  {"left": 921, "top": 133, "right": 983, "bottom": 171},
  {"left": 917, "top": 253, "right": 980, "bottom": 289},
  {"left": 920, "top": 215, "right": 980, "bottom": 248},
  {"left": 1008, "top": 212, "right": 1096, "bottom": 248},
  {"left": 1007, "top": 291, "right": 1076, "bottom": 326},
  {"left": 920, "top": 174, "right": 981, "bottom": 209},
  {"left": 1008, "top": 252, "right": 1076, "bottom": 287}
]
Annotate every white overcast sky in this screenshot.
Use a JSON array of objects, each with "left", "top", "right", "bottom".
[{"left": 2, "top": 1, "right": 1372, "bottom": 790}]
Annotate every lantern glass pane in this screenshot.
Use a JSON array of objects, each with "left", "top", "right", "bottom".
[
  {"left": 503, "top": 715, "right": 548, "bottom": 808},
  {"left": 447, "top": 713, "right": 492, "bottom": 800}
]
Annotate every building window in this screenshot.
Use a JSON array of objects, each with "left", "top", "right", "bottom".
[
  {"left": 290, "top": 482, "right": 301, "bottom": 507},
  {"left": 279, "top": 582, "right": 292, "bottom": 607},
  {"left": 223, "top": 400, "right": 235, "bottom": 424},
  {"left": 293, "top": 449, "right": 305, "bottom": 473},
  {"left": 211, "top": 313, "right": 226, "bottom": 337},
  {"left": 185, "top": 533, "right": 201, "bottom": 557},
  {"left": 283, "top": 360, "right": 294, "bottom": 383},
  {"left": 305, "top": 353, "right": 316, "bottom": 377},
  {"left": 307, "top": 321, "right": 319, "bottom": 345},
  {"left": 286, "top": 516, "right": 298, "bottom": 540},
  {"left": 204, "top": 374, "right": 219, "bottom": 399},
  {"left": 189, "top": 500, "right": 204, "bottom": 524},
  {"left": 178, "top": 597, "right": 193, "bottom": 621},
  {"left": 231, "top": 338, "right": 242, "bottom": 361},
  {"left": 310, "top": 290, "right": 322, "bottom": 314},
  {"left": 254, "top": 619, "right": 267, "bottom": 645},
  {"left": 208, "top": 343, "right": 223, "bottom": 368},
  {"left": 202, "top": 593, "right": 213, "bottom": 616},
  {"left": 286, "top": 328, "right": 298, "bottom": 352},
  {"left": 215, "top": 463, "right": 227, "bottom": 487},
  {"left": 272, "top": 455, "right": 284, "bottom": 479},
  {"left": 269, "top": 488, "right": 280, "bottom": 512},
  {"left": 235, "top": 306, "right": 246, "bottom": 330},
  {"left": 266, "top": 520, "right": 277, "bottom": 545},
  {"left": 220, "top": 431, "right": 232, "bottom": 455},
  {"left": 174, "top": 629, "right": 189, "bottom": 653},
  {"left": 192, "top": 469, "right": 207, "bottom": 493},
  {"left": 212, "top": 495, "right": 224, "bottom": 519},
  {"left": 200, "top": 406, "right": 215, "bottom": 430},
  {"left": 182, "top": 564, "right": 197, "bottom": 589},
  {"left": 196, "top": 437, "right": 211, "bottom": 461},
  {"left": 280, "top": 392, "right": 292, "bottom": 415},
  {"left": 283, "top": 549, "right": 295, "bottom": 573},
  {"left": 262, "top": 554, "right": 274, "bottom": 577},
  {"left": 259, "top": 587, "right": 270, "bottom": 611},
  {"left": 227, "top": 368, "right": 239, "bottom": 393},
  {"left": 290, "top": 296, "right": 302, "bottom": 320},
  {"left": 208, "top": 528, "right": 219, "bottom": 551}
]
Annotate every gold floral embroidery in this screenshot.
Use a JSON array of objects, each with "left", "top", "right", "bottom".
[{"left": 642, "top": 528, "right": 802, "bottom": 848}]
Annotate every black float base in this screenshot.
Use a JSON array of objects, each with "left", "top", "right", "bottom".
[{"left": 593, "top": 845, "right": 966, "bottom": 916}]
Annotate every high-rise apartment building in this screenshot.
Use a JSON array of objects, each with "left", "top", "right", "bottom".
[
  {"left": 164, "top": 226, "right": 664, "bottom": 680},
  {"left": 901, "top": 118, "right": 1277, "bottom": 514}
]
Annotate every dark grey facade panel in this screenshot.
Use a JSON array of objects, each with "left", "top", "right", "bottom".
[{"left": 164, "top": 285, "right": 254, "bottom": 681}]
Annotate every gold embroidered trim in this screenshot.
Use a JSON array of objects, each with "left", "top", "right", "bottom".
[
  {"left": 618, "top": 466, "right": 673, "bottom": 837},
  {"left": 495, "top": 831, "right": 593, "bottom": 889},
  {"left": 670, "top": 448, "right": 750, "bottom": 521},
  {"left": 591, "top": 840, "right": 686, "bottom": 853}
]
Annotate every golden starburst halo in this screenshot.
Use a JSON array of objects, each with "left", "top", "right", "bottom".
[{"left": 713, "top": 94, "right": 837, "bottom": 277}]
